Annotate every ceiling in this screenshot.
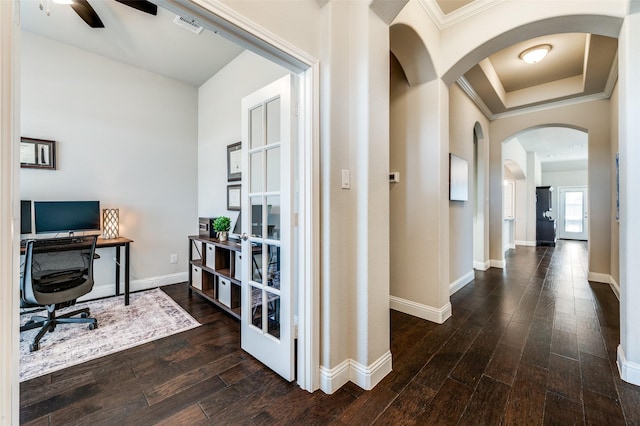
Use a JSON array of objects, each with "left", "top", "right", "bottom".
[
  {"left": 20, "top": 0, "right": 244, "bottom": 87},
  {"left": 22, "top": 0, "right": 606, "bottom": 170},
  {"left": 516, "top": 128, "right": 588, "bottom": 172}
]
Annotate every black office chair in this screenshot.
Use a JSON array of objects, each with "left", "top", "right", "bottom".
[{"left": 20, "top": 235, "right": 98, "bottom": 352}]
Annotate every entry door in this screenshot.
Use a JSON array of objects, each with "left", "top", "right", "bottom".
[
  {"left": 558, "top": 187, "right": 588, "bottom": 240},
  {"left": 240, "top": 75, "right": 294, "bottom": 381}
]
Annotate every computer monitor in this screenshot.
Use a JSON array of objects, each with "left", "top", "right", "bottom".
[
  {"left": 34, "top": 201, "right": 101, "bottom": 235},
  {"left": 21, "top": 200, "right": 32, "bottom": 235}
]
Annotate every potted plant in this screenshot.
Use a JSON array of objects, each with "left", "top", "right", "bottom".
[{"left": 213, "top": 216, "right": 231, "bottom": 241}]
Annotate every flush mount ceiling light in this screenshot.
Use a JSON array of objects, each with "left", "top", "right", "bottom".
[{"left": 520, "top": 44, "right": 552, "bottom": 64}]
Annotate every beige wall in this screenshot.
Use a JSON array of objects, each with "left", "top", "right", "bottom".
[
  {"left": 490, "top": 100, "right": 612, "bottom": 276},
  {"left": 448, "top": 84, "right": 490, "bottom": 285},
  {"left": 389, "top": 56, "right": 451, "bottom": 318}
]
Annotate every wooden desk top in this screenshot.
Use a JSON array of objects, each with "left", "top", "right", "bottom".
[{"left": 20, "top": 236, "right": 133, "bottom": 254}]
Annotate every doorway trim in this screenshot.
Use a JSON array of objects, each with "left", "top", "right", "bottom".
[{"left": 160, "top": 0, "right": 320, "bottom": 392}]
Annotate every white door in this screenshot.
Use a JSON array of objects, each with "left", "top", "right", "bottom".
[
  {"left": 240, "top": 75, "right": 295, "bottom": 381},
  {"left": 558, "top": 187, "right": 588, "bottom": 240}
]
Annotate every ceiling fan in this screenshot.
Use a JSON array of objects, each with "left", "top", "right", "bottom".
[{"left": 48, "top": 0, "right": 158, "bottom": 28}]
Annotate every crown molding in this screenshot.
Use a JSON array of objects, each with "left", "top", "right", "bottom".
[
  {"left": 456, "top": 76, "right": 494, "bottom": 118},
  {"left": 418, "top": 0, "right": 507, "bottom": 30},
  {"left": 605, "top": 50, "right": 619, "bottom": 95},
  {"left": 491, "top": 91, "right": 611, "bottom": 120}
]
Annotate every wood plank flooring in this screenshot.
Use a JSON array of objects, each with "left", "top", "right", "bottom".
[{"left": 20, "top": 240, "right": 640, "bottom": 425}]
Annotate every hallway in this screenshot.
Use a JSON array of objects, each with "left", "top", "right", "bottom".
[
  {"left": 380, "top": 240, "right": 637, "bottom": 424},
  {"left": 20, "top": 241, "right": 639, "bottom": 424}
]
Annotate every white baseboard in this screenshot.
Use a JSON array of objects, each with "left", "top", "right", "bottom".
[
  {"left": 609, "top": 276, "right": 620, "bottom": 300},
  {"left": 515, "top": 240, "right": 536, "bottom": 247},
  {"left": 450, "top": 270, "right": 474, "bottom": 295},
  {"left": 79, "top": 272, "right": 188, "bottom": 301},
  {"left": 319, "top": 351, "right": 393, "bottom": 394},
  {"left": 490, "top": 259, "right": 505, "bottom": 269},
  {"left": 618, "top": 345, "right": 640, "bottom": 386},
  {"left": 389, "top": 296, "right": 452, "bottom": 324},
  {"left": 473, "top": 260, "right": 490, "bottom": 271},
  {"left": 319, "top": 359, "right": 351, "bottom": 394},
  {"left": 588, "top": 271, "right": 610, "bottom": 284},
  {"left": 507, "top": 243, "right": 516, "bottom": 250}
]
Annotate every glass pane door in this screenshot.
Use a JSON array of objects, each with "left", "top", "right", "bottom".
[{"left": 241, "top": 75, "right": 294, "bottom": 381}]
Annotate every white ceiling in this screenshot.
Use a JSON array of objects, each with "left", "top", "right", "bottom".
[
  {"left": 20, "top": 0, "right": 245, "bottom": 87},
  {"left": 515, "top": 127, "right": 588, "bottom": 172}
]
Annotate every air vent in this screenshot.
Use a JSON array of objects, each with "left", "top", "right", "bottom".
[{"left": 172, "top": 15, "right": 204, "bottom": 34}]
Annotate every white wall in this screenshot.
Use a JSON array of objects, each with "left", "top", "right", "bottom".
[
  {"left": 198, "top": 50, "right": 288, "bottom": 218},
  {"left": 20, "top": 31, "right": 198, "bottom": 298}
]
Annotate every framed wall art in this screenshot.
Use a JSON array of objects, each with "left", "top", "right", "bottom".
[
  {"left": 227, "top": 142, "right": 242, "bottom": 182},
  {"left": 449, "top": 153, "right": 468, "bottom": 201},
  {"left": 227, "top": 184, "right": 241, "bottom": 211},
  {"left": 20, "top": 137, "right": 56, "bottom": 170}
]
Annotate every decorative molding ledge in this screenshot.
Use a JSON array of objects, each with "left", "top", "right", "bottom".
[
  {"left": 473, "top": 260, "right": 490, "bottom": 271},
  {"left": 515, "top": 240, "right": 536, "bottom": 247},
  {"left": 450, "top": 270, "right": 474, "bottom": 295},
  {"left": 588, "top": 271, "right": 610, "bottom": 284},
  {"left": 490, "top": 259, "right": 505, "bottom": 269},
  {"left": 390, "top": 296, "right": 452, "bottom": 324},
  {"left": 80, "top": 272, "right": 188, "bottom": 301},
  {"left": 618, "top": 345, "right": 640, "bottom": 386},
  {"left": 609, "top": 276, "right": 620, "bottom": 300},
  {"left": 319, "top": 351, "right": 393, "bottom": 394}
]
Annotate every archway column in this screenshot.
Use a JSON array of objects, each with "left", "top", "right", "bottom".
[
  {"left": 617, "top": 10, "right": 640, "bottom": 386},
  {"left": 318, "top": 0, "right": 391, "bottom": 393}
]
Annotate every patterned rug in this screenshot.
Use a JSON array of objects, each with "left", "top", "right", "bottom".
[{"left": 19, "top": 288, "right": 200, "bottom": 382}]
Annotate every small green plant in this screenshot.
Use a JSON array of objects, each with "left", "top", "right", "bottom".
[{"left": 213, "top": 216, "right": 231, "bottom": 233}]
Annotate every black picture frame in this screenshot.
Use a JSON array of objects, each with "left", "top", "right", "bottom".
[
  {"left": 20, "top": 137, "right": 56, "bottom": 170},
  {"left": 227, "top": 142, "right": 242, "bottom": 182},
  {"left": 227, "top": 184, "right": 241, "bottom": 211}
]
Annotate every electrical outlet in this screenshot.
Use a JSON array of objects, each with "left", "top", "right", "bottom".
[{"left": 170, "top": 253, "right": 178, "bottom": 264}]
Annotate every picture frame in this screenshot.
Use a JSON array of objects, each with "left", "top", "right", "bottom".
[
  {"left": 227, "top": 142, "right": 242, "bottom": 182},
  {"left": 20, "top": 137, "right": 56, "bottom": 170},
  {"left": 449, "top": 153, "right": 468, "bottom": 201},
  {"left": 227, "top": 184, "right": 241, "bottom": 211}
]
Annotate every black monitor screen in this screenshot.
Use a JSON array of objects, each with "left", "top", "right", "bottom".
[
  {"left": 21, "top": 200, "right": 32, "bottom": 234},
  {"left": 34, "top": 201, "right": 100, "bottom": 234}
]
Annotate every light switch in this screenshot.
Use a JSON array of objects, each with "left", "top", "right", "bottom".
[{"left": 341, "top": 169, "right": 350, "bottom": 189}]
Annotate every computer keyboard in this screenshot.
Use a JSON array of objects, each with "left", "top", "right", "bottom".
[{"left": 32, "top": 237, "right": 93, "bottom": 247}]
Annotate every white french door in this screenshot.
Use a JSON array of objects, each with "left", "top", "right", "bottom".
[
  {"left": 240, "top": 75, "right": 295, "bottom": 381},
  {"left": 558, "top": 186, "right": 588, "bottom": 240}
]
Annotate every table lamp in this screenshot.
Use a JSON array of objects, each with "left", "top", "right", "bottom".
[{"left": 103, "top": 208, "right": 119, "bottom": 239}]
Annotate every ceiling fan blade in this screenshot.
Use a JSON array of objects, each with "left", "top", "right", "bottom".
[
  {"left": 114, "top": 0, "right": 158, "bottom": 16},
  {"left": 69, "top": 0, "right": 105, "bottom": 28}
]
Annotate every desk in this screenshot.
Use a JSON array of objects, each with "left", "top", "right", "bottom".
[{"left": 21, "top": 236, "right": 133, "bottom": 305}]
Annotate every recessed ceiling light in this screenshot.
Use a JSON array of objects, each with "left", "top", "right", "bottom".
[
  {"left": 569, "top": 144, "right": 585, "bottom": 149},
  {"left": 520, "top": 44, "right": 552, "bottom": 64}
]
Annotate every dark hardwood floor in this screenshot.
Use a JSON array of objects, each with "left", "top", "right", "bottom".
[{"left": 20, "top": 240, "right": 640, "bottom": 425}]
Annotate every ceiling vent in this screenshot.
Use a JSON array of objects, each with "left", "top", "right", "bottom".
[{"left": 172, "top": 15, "right": 204, "bottom": 34}]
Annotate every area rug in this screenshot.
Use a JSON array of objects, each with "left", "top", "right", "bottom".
[{"left": 19, "top": 288, "right": 200, "bottom": 382}]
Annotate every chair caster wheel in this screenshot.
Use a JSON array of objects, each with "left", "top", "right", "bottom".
[
  {"left": 88, "top": 323, "right": 97, "bottom": 330},
  {"left": 30, "top": 343, "right": 39, "bottom": 352},
  {"left": 81, "top": 312, "right": 88, "bottom": 318}
]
